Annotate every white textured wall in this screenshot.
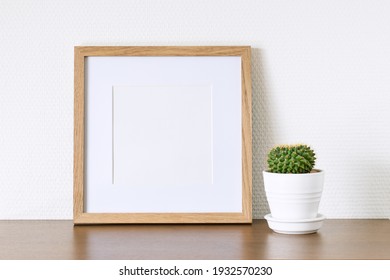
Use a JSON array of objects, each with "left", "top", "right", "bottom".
[{"left": 0, "top": 0, "right": 389, "bottom": 219}]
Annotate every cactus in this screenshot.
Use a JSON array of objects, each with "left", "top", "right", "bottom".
[{"left": 267, "top": 144, "right": 316, "bottom": 174}]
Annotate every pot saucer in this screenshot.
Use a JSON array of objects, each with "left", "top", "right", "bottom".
[{"left": 264, "top": 213, "right": 326, "bottom": 234}]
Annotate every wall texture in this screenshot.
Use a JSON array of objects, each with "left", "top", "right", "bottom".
[{"left": 1, "top": 0, "right": 389, "bottom": 219}]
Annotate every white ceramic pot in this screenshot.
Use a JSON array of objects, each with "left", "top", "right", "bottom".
[{"left": 263, "top": 170, "right": 324, "bottom": 220}]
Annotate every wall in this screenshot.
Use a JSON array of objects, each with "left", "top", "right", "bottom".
[{"left": 0, "top": 0, "right": 389, "bottom": 219}]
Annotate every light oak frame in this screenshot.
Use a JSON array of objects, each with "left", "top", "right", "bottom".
[{"left": 74, "top": 46, "right": 252, "bottom": 224}]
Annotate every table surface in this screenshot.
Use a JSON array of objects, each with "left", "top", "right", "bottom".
[{"left": 0, "top": 219, "right": 389, "bottom": 260}]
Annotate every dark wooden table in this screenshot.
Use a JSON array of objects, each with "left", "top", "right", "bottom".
[{"left": 0, "top": 219, "right": 389, "bottom": 259}]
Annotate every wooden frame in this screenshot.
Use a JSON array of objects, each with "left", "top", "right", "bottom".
[{"left": 74, "top": 46, "right": 252, "bottom": 224}]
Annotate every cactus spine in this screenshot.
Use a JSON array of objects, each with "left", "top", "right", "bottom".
[{"left": 267, "top": 144, "right": 316, "bottom": 174}]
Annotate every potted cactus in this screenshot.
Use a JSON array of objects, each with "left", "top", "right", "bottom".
[{"left": 263, "top": 144, "right": 325, "bottom": 234}]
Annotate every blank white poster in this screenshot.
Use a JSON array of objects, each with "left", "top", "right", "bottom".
[
  {"left": 113, "top": 85, "right": 213, "bottom": 187},
  {"left": 85, "top": 56, "right": 242, "bottom": 213}
]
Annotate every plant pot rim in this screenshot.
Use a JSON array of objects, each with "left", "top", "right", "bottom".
[{"left": 263, "top": 169, "right": 324, "bottom": 175}]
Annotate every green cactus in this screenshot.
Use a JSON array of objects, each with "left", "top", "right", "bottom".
[{"left": 267, "top": 144, "right": 316, "bottom": 173}]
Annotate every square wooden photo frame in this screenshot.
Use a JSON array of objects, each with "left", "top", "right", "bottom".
[{"left": 74, "top": 46, "right": 252, "bottom": 224}]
